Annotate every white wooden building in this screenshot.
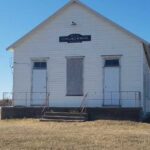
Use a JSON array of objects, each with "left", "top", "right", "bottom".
[{"left": 7, "top": 0, "right": 150, "bottom": 112}]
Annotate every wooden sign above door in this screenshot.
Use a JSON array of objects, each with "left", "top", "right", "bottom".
[{"left": 59, "top": 34, "right": 91, "bottom": 43}]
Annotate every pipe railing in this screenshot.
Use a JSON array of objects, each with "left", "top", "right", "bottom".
[
  {"left": 1, "top": 92, "right": 50, "bottom": 107},
  {"left": 0, "top": 91, "right": 141, "bottom": 108},
  {"left": 80, "top": 92, "right": 88, "bottom": 113},
  {"left": 102, "top": 91, "right": 141, "bottom": 107}
]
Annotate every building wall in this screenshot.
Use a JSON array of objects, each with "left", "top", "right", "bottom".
[
  {"left": 13, "top": 3, "right": 144, "bottom": 108},
  {"left": 143, "top": 50, "right": 150, "bottom": 112}
]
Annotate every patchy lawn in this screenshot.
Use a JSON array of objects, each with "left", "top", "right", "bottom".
[{"left": 0, "top": 120, "right": 150, "bottom": 150}]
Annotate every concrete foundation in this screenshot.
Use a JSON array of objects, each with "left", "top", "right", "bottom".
[{"left": 0, "top": 107, "right": 142, "bottom": 121}]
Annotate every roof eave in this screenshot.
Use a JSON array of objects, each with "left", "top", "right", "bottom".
[{"left": 6, "top": 0, "right": 78, "bottom": 51}]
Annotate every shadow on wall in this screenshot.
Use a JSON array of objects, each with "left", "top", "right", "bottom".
[{"left": 142, "top": 113, "right": 150, "bottom": 123}]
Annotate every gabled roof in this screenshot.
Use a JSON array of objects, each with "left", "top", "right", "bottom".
[{"left": 7, "top": 0, "right": 150, "bottom": 50}]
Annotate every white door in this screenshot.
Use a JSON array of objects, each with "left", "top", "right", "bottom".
[
  {"left": 104, "top": 59, "right": 120, "bottom": 106},
  {"left": 31, "top": 62, "right": 47, "bottom": 106}
]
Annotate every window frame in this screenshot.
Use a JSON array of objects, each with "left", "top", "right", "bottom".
[
  {"left": 104, "top": 59, "right": 120, "bottom": 67},
  {"left": 101, "top": 55, "right": 122, "bottom": 68},
  {"left": 33, "top": 62, "right": 47, "bottom": 70}
]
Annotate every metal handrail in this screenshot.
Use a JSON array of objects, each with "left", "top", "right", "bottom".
[
  {"left": 41, "top": 93, "right": 50, "bottom": 115},
  {"left": 80, "top": 92, "right": 88, "bottom": 113}
]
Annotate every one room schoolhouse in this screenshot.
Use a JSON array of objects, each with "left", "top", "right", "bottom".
[{"left": 6, "top": 0, "right": 150, "bottom": 120}]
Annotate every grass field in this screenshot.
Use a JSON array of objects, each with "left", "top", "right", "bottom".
[{"left": 0, "top": 120, "right": 150, "bottom": 150}]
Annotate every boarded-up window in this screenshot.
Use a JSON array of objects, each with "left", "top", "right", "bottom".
[{"left": 67, "top": 57, "right": 83, "bottom": 96}]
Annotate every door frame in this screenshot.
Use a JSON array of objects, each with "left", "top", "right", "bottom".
[
  {"left": 30, "top": 58, "right": 49, "bottom": 106},
  {"left": 102, "top": 55, "right": 122, "bottom": 106}
]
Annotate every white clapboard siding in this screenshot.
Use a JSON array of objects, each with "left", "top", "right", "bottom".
[
  {"left": 143, "top": 50, "right": 150, "bottom": 112},
  {"left": 12, "top": 2, "right": 147, "bottom": 110}
]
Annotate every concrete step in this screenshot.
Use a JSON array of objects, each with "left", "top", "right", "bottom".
[
  {"left": 43, "top": 115, "right": 87, "bottom": 120},
  {"left": 40, "top": 118, "right": 85, "bottom": 122},
  {"left": 41, "top": 111, "right": 88, "bottom": 122},
  {"left": 44, "top": 112, "right": 88, "bottom": 117}
]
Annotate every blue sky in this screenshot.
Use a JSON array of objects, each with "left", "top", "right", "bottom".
[{"left": 0, "top": 0, "right": 150, "bottom": 93}]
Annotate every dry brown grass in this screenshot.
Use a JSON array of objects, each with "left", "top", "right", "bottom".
[{"left": 0, "top": 120, "right": 150, "bottom": 150}]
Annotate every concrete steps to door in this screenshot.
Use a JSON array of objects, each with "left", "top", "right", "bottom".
[{"left": 40, "top": 112, "right": 88, "bottom": 122}]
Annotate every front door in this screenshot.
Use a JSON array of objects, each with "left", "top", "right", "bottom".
[
  {"left": 31, "top": 61, "right": 47, "bottom": 106},
  {"left": 103, "top": 59, "right": 120, "bottom": 106}
]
